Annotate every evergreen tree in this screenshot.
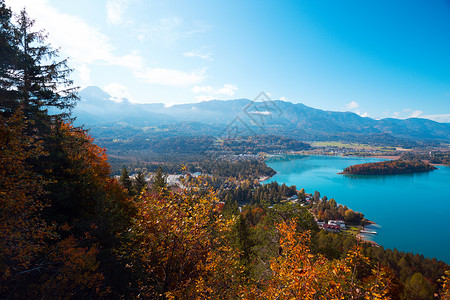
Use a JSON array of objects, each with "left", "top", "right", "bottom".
[
  {"left": 1, "top": 6, "right": 134, "bottom": 296},
  {"left": 133, "top": 171, "right": 147, "bottom": 194},
  {"left": 119, "top": 167, "right": 133, "bottom": 195},
  {"left": 0, "top": 1, "right": 19, "bottom": 112},
  {"left": 152, "top": 166, "right": 167, "bottom": 191},
  {"left": 13, "top": 9, "right": 78, "bottom": 117},
  {"left": 234, "top": 214, "right": 254, "bottom": 277}
]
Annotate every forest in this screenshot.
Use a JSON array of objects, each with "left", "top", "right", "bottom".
[
  {"left": 1, "top": 2, "right": 450, "bottom": 299},
  {"left": 96, "top": 132, "right": 310, "bottom": 161},
  {"left": 341, "top": 159, "right": 437, "bottom": 175}
]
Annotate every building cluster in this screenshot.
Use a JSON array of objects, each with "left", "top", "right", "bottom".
[{"left": 317, "top": 219, "right": 346, "bottom": 233}]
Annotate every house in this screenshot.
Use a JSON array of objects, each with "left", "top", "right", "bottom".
[
  {"left": 323, "top": 224, "right": 341, "bottom": 233},
  {"left": 328, "top": 220, "right": 346, "bottom": 229}
]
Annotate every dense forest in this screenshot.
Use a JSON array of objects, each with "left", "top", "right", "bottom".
[
  {"left": 97, "top": 133, "right": 310, "bottom": 160},
  {"left": 341, "top": 159, "right": 437, "bottom": 175},
  {"left": 1, "top": 2, "right": 450, "bottom": 299}
]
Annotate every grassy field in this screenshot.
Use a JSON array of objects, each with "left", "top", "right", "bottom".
[
  {"left": 345, "top": 225, "right": 362, "bottom": 236},
  {"left": 312, "top": 141, "right": 397, "bottom": 151}
]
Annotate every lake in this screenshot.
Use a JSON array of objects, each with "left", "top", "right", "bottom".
[{"left": 264, "top": 155, "right": 450, "bottom": 264}]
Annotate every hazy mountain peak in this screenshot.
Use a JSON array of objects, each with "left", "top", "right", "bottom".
[{"left": 79, "top": 86, "right": 111, "bottom": 101}]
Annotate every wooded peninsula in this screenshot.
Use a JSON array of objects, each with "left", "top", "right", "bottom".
[{"left": 341, "top": 159, "right": 437, "bottom": 175}]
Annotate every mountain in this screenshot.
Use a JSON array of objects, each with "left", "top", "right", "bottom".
[{"left": 73, "top": 86, "right": 450, "bottom": 145}]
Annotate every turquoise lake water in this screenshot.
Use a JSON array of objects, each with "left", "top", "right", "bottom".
[{"left": 264, "top": 155, "right": 450, "bottom": 264}]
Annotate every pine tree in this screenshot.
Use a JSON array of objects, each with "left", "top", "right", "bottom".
[
  {"left": 1, "top": 6, "right": 134, "bottom": 296},
  {"left": 0, "top": 1, "right": 19, "bottom": 112},
  {"left": 133, "top": 171, "right": 147, "bottom": 194},
  {"left": 13, "top": 9, "right": 78, "bottom": 116},
  {"left": 119, "top": 167, "right": 133, "bottom": 195},
  {"left": 152, "top": 166, "right": 167, "bottom": 191}
]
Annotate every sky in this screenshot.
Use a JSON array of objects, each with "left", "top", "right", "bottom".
[{"left": 5, "top": 0, "right": 450, "bottom": 122}]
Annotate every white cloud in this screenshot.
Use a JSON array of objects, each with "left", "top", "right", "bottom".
[
  {"left": 8, "top": 0, "right": 118, "bottom": 65},
  {"left": 106, "top": 0, "right": 131, "bottom": 25},
  {"left": 250, "top": 111, "right": 272, "bottom": 115},
  {"left": 135, "top": 17, "right": 210, "bottom": 46},
  {"left": 103, "top": 82, "right": 133, "bottom": 102},
  {"left": 192, "top": 84, "right": 237, "bottom": 101},
  {"left": 183, "top": 48, "right": 213, "bottom": 61},
  {"left": 345, "top": 101, "right": 359, "bottom": 110},
  {"left": 408, "top": 110, "right": 423, "bottom": 118},
  {"left": 6, "top": 0, "right": 208, "bottom": 88},
  {"left": 358, "top": 112, "right": 369, "bottom": 117},
  {"left": 115, "top": 52, "right": 144, "bottom": 69},
  {"left": 135, "top": 17, "right": 183, "bottom": 46},
  {"left": 420, "top": 114, "right": 450, "bottom": 123},
  {"left": 343, "top": 101, "right": 367, "bottom": 117},
  {"left": 279, "top": 96, "right": 289, "bottom": 101},
  {"left": 76, "top": 64, "right": 91, "bottom": 86},
  {"left": 194, "top": 95, "right": 216, "bottom": 101},
  {"left": 135, "top": 67, "right": 206, "bottom": 87},
  {"left": 192, "top": 84, "right": 237, "bottom": 96}
]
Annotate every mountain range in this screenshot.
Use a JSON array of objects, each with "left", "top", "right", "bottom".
[{"left": 73, "top": 86, "right": 450, "bottom": 146}]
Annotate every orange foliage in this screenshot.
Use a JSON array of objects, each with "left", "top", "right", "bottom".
[
  {"left": 244, "top": 222, "right": 394, "bottom": 299},
  {"left": 126, "top": 185, "right": 243, "bottom": 299},
  {"left": 0, "top": 110, "right": 51, "bottom": 287},
  {"left": 1, "top": 112, "right": 127, "bottom": 297}
]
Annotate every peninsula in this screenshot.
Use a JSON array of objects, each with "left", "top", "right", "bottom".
[{"left": 340, "top": 160, "right": 437, "bottom": 175}]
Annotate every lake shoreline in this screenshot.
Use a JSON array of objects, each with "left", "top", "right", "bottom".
[{"left": 264, "top": 155, "right": 450, "bottom": 263}]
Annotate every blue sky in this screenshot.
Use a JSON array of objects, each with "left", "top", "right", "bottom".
[{"left": 6, "top": 0, "right": 450, "bottom": 122}]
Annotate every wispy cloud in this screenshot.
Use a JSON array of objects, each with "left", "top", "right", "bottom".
[
  {"left": 192, "top": 84, "right": 238, "bottom": 101},
  {"left": 103, "top": 82, "right": 133, "bottom": 102},
  {"left": 135, "top": 67, "right": 206, "bottom": 87},
  {"left": 135, "top": 18, "right": 210, "bottom": 46},
  {"left": 106, "top": 0, "right": 131, "bottom": 25},
  {"left": 408, "top": 110, "right": 423, "bottom": 118},
  {"left": 345, "top": 101, "right": 359, "bottom": 110},
  {"left": 7, "top": 0, "right": 209, "bottom": 89},
  {"left": 420, "top": 114, "right": 450, "bottom": 123},
  {"left": 344, "top": 101, "right": 368, "bottom": 117},
  {"left": 76, "top": 64, "right": 92, "bottom": 86},
  {"left": 9, "top": 0, "right": 116, "bottom": 65},
  {"left": 183, "top": 47, "right": 213, "bottom": 61},
  {"left": 359, "top": 112, "right": 369, "bottom": 117}
]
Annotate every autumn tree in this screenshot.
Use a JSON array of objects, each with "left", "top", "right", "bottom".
[
  {"left": 0, "top": 109, "right": 49, "bottom": 297},
  {"left": 440, "top": 270, "right": 450, "bottom": 299},
  {"left": 124, "top": 181, "right": 244, "bottom": 299},
  {"left": 1, "top": 4, "right": 135, "bottom": 297},
  {"left": 402, "top": 272, "right": 434, "bottom": 300},
  {"left": 0, "top": 112, "right": 133, "bottom": 297},
  {"left": 244, "top": 221, "right": 395, "bottom": 299}
]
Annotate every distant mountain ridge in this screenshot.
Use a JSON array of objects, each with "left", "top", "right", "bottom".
[{"left": 73, "top": 86, "right": 450, "bottom": 145}]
